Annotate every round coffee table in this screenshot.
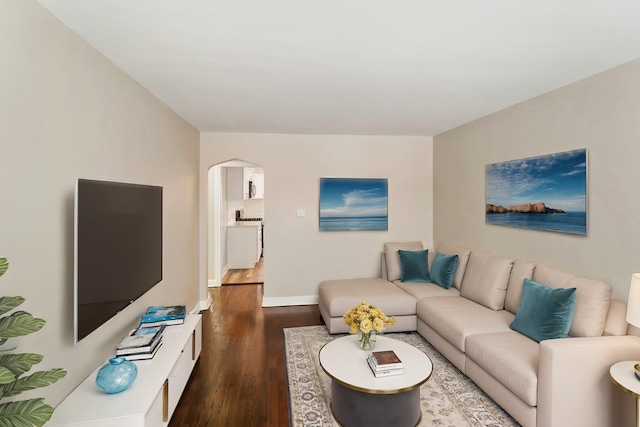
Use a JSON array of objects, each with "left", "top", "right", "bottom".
[{"left": 319, "top": 334, "right": 432, "bottom": 427}]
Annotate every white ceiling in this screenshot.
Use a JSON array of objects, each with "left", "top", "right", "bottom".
[{"left": 37, "top": 0, "right": 640, "bottom": 136}]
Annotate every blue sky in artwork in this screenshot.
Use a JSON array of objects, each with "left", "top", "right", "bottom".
[
  {"left": 485, "top": 149, "right": 587, "bottom": 212},
  {"left": 320, "top": 178, "right": 388, "bottom": 218}
]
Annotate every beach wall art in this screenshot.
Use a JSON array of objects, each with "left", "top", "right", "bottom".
[
  {"left": 319, "top": 178, "right": 388, "bottom": 231},
  {"left": 485, "top": 149, "right": 587, "bottom": 235}
]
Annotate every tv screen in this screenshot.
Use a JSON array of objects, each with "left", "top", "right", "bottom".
[{"left": 74, "top": 179, "right": 163, "bottom": 343}]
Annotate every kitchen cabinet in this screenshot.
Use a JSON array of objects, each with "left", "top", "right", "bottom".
[
  {"left": 227, "top": 224, "right": 262, "bottom": 268},
  {"left": 226, "top": 167, "right": 264, "bottom": 200},
  {"left": 226, "top": 167, "right": 246, "bottom": 200}
]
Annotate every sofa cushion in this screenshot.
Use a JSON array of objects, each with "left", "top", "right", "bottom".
[
  {"left": 460, "top": 250, "right": 514, "bottom": 311},
  {"left": 436, "top": 243, "right": 471, "bottom": 290},
  {"left": 318, "top": 278, "right": 417, "bottom": 317},
  {"left": 394, "top": 281, "right": 461, "bottom": 300},
  {"left": 416, "top": 296, "right": 514, "bottom": 352},
  {"left": 505, "top": 259, "right": 536, "bottom": 314},
  {"left": 398, "top": 249, "right": 430, "bottom": 282},
  {"left": 384, "top": 241, "right": 424, "bottom": 282},
  {"left": 430, "top": 252, "right": 458, "bottom": 289},
  {"left": 509, "top": 279, "right": 576, "bottom": 342},
  {"left": 466, "top": 331, "right": 539, "bottom": 406},
  {"left": 532, "top": 265, "right": 612, "bottom": 337}
]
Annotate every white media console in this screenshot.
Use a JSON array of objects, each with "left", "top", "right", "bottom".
[{"left": 48, "top": 314, "right": 202, "bottom": 427}]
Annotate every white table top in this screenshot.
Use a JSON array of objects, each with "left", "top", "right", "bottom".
[
  {"left": 319, "top": 335, "right": 432, "bottom": 394},
  {"left": 610, "top": 360, "right": 640, "bottom": 398}
]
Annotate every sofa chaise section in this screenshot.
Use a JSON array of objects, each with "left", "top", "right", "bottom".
[{"left": 318, "top": 277, "right": 418, "bottom": 334}]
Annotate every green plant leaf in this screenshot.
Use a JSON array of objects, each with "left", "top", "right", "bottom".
[
  {"left": 0, "top": 369, "right": 67, "bottom": 399},
  {"left": 0, "top": 398, "right": 54, "bottom": 427},
  {"left": 0, "top": 312, "right": 45, "bottom": 340},
  {"left": 0, "top": 353, "right": 43, "bottom": 378},
  {"left": 0, "top": 368, "right": 15, "bottom": 386},
  {"left": 0, "top": 260, "right": 7, "bottom": 279},
  {"left": 0, "top": 297, "right": 25, "bottom": 317}
]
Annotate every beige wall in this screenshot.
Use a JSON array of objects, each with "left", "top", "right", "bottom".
[
  {"left": 1, "top": 1, "right": 199, "bottom": 405},
  {"left": 200, "top": 133, "right": 434, "bottom": 304},
  {"left": 434, "top": 58, "right": 640, "bottom": 300}
]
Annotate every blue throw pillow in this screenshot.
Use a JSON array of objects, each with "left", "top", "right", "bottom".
[
  {"left": 509, "top": 278, "right": 577, "bottom": 342},
  {"left": 430, "top": 252, "right": 458, "bottom": 289},
  {"left": 398, "top": 250, "right": 430, "bottom": 282}
]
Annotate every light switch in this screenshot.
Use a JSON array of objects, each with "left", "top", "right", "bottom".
[{"left": 296, "top": 209, "right": 306, "bottom": 217}]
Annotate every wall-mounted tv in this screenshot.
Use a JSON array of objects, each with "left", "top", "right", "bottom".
[{"left": 74, "top": 179, "right": 163, "bottom": 343}]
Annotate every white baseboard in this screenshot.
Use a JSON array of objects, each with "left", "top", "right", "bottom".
[
  {"left": 261, "top": 295, "right": 318, "bottom": 307},
  {"left": 208, "top": 279, "right": 221, "bottom": 288},
  {"left": 198, "top": 293, "right": 212, "bottom": 311}
]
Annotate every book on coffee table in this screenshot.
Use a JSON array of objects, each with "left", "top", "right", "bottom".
[
  {"left": 369, "top": 350, "right": 403, "bottom": 370},
  {"left": 367, "top": 356, "right": 403, "bottom": 377}
]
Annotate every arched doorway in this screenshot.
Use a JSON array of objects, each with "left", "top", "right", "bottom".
[{"left": 207, "top": 159, "right": 264, "bottom": 288}]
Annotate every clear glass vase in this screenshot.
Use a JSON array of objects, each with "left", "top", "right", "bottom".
[{"left": 358, "top": 330, "right": 377, "bottom": 350}]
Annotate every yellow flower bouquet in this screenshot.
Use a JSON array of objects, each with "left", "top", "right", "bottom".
[{"left": 343, "top": 302, "right": 396, "bottom": 350}]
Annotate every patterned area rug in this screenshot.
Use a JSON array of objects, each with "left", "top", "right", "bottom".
[{"left": 284, "top": 325, "right": 520, "bottom": 427}]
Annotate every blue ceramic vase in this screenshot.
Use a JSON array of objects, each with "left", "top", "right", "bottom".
[{"left": 96, "top": 357, "right": 138, "bottom": 394}]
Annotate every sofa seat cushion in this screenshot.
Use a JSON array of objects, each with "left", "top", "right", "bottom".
[
  {"left": 318, "top": 278, "right": 417, "bottom": 317},
  {"left": 466, "top": 332, "right": 539, "bottom": 406},
  {"left": 394, "top": 280, "right": 461, "bottom": 300},
  {"left": 416, "top": 296, "right": 515, "bottom": 352}
]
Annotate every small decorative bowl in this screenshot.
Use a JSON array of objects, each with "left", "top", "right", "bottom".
[{"left": 634, "top": 363, "right": 640, "bottom": 380}]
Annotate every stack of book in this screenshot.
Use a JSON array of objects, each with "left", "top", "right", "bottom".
[
  {"left": 116, "top": 325, "right": 165, "bottom": 361},
  {"left": 140, "top": 305, "right": 186, "bottom": 327},
  {"left": 367, "top": 350, "right": 403, "bottom": 378}
]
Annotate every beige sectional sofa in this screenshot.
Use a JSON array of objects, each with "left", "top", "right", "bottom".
[{"left": 318, "top": 242, "right": 640, "bottom": 427}]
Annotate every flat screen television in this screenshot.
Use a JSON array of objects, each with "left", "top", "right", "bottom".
[{"left": 74, "top": 179, "right": 163, "bottom": 343}]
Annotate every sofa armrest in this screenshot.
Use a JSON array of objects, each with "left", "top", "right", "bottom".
[{"left": 538, "top": 335, "right": 640, "bottom": 427}]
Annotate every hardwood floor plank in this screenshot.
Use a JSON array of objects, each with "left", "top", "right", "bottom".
[
  {"left": 169, "top": 284, "right": 322, "bottom": 426},
  {"left": 222, "top": 257, "right": 265, "bottom": 285}
]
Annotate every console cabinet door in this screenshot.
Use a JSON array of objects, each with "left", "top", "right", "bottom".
[
  {"left": 167, "top": 334, "right": 194, "bottom": 418},
  {"left": 145, "top": 381, "right": 168, "bottom": 427}
]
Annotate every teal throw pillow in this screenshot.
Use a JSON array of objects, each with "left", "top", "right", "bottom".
[
  {"left": 398, "top": 249, "right": 430, "bottom": 283},
  {"left": 509, "top": 278, "right": 576, "bottom": 342},
  {"left": 430, "top": 252, "right": 458, "bottom": 289}
]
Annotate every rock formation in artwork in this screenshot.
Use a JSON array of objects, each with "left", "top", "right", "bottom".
[
  {"left": 486, "top": 202, "right": 565, "bottom": 214},
  {"left": 486, "top": 204, "right": 507, "bottom": 213}
]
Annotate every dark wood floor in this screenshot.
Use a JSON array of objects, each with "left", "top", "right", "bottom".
[
  {"left": 222, "top": 256, "right": 265, "bottom": 285},
  {"left": 169, "top": 284, "right": 322, "bottom": 427}
]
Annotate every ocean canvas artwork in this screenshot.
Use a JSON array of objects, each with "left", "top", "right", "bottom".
[
  {"left": 485, "top": 149, "right": 587, "bottom": 235},
  {"left": 319, "top": 178, "right": 388, "bottom": 231}
]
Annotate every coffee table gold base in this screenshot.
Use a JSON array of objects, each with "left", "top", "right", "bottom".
[{"left": 329, "top": 380, "right": 422, "bottom": 427}]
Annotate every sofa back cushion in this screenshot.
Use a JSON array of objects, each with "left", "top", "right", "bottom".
[
  {"left": 460, "top": 250, "right": 514, "bottom": 311},
  {"left": 436, "top": 243, "right": 471, "bottom": 290},
  {"left": 384, "top": 241, "right": 424, "bottom": 282},
  {"left": 505, "top": 259, "right": 537, "bottom": 314},
  {"left": 532, "top": 264, "right": 612, "bottom": 337}
]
